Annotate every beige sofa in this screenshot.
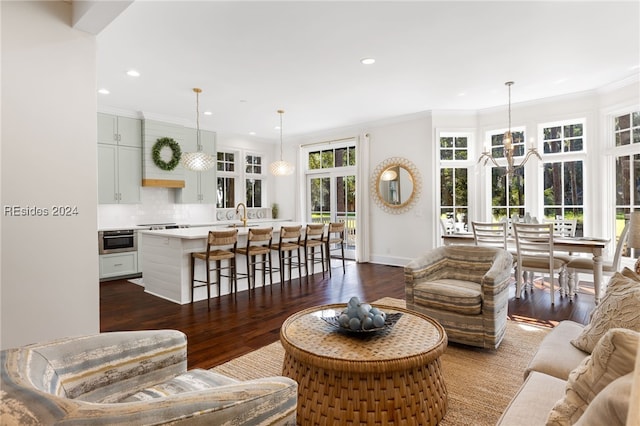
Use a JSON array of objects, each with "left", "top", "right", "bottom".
[
  {"left": 0, "top": 330, "right": 297, "bottom": 425},
  {"left": 497, "top": 268, "right": 640, "bottom": 426}
]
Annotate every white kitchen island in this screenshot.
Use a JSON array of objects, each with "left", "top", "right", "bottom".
[{"left": 140, "top": 221, "right": 305, "bottom": 304}]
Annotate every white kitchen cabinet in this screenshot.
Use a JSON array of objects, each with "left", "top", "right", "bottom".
[
  {"left": 97, "top": 113, "right": 142, "bottom": 204},
  {"left": 98, "top": 113, "right": 142, "bottom": 147},
  {"left": 98, "top": 144, "right": 142, "bottom": 204},
  {"left": 99, "top": 252, "right": 138, "bottom": 280},
  {"left": 175, "top": 128, "right": 216, "bottom": 204}
]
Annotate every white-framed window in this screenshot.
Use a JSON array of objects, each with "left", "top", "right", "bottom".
[
  {"left": 245, "top": 152, "right": 265, "bottom": 208},
  {"left": 438, "top": 132, "right": 472, "bottom": 232},
  {"left": 486, "top": 128, "right": 527, "bottom": 221},
  {"left": 614, "top": 110, "right": 640, "bottom": 258},
  {"left": 539, "top": 119, "right": 586, "bottom": 236},
  {"left": 216, "top": 150, "right": 238, "bottom": 208}
]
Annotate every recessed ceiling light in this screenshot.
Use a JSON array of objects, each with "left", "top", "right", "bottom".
[
  {"left": 204, "top": 111, "right": 212, "bottom": 116},
  {"left": 457, "top": 92, "right": 466, "bottom": 97},
  {"left": 249, "top": 131, "right": 256, "bottom": 136},
  {"left": 360, "top": 58, "right": 376, "bottom": 65},
  {"left": 274, "top": 126, "right": 281, "bottom": 130},
  {"left": 98, "top": 88, "right": 110, "bottom": 95},
  {"left": 126, "top": 69, "right": 140, "bottom": 77}
]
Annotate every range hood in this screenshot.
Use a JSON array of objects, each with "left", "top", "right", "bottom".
[{"left": 141, "top": 119, "right": 186, "bottom": 188}]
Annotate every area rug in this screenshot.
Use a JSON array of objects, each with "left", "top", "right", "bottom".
[{"left": 211, "top": 297, "right": 550, "bottom": 426}]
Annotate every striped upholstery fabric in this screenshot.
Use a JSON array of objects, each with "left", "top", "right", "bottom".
[
  {"left": 122, "top": 369, "right": 238, "bottom": 401},
  {"left": 414, "top": 279, "right": 482, "bottom": 315},
  {"left": 30, "top": 330, "right": 187, "bottom": 403},
  {"left": 1, "top": 330, "right": 298, "bottom": 425},
  {"left": 405, "top": 245, "right": 513, "bottom": 349}
]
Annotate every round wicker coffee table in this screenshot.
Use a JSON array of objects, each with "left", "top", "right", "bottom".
[{"left": 280, "top": 304, "right": 448, "bottom": 425}]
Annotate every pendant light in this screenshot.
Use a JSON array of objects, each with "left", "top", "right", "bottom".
[
  {"left": 269, "top": 109, "right": 295, "bottom": 176},
  {"left": 181, "top": 88, "right": 215, "bottom": 172}
]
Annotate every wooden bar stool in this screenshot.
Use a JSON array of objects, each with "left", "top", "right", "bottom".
[
  {"left": 301, "top": 223, "right": 326, "bottom": 283},
  {"left": 234, "top": 227, "right": 274, "bottom": 293},
  {"left": 271, "top": 225, "right": 304, "bottom": 286},
  {"left": 324, "top": 222, "right": 346, "bottom": 276},
  {"left": 190, "top": 229, "right": 238, "bottom": 307}
]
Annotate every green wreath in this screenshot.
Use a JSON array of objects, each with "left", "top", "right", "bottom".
[{"left": 152, "top": 137, "right": 182, "bottom": 171}]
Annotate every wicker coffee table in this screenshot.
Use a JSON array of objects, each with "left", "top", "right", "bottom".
[{"left": 280, "top": 304, "right": 448, "bottom": 425}]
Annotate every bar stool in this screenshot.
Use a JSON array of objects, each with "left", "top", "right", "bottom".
[
  {"left": 271, "top": 225, "right": 304, "bottom": 285},
  {"left": 324, "top": 222, "right": 346, "bottom": 276},
  {"left": 301, "top": 223, "right": 326, "bottom": 283},
  {"left": 234, "top": 227, "right": 273, "bottom": 293},
  {"left": 190, "top": 229, "right": 238, "bottom": 307}
]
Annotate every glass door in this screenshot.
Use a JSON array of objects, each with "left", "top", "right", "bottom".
[{"left": 308, "top": 173, "right": 356, "bottom": 259}]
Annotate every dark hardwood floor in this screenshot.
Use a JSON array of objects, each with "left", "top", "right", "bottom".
[{"left": 100, "top": 262, "right": 595, "bottom": 370}]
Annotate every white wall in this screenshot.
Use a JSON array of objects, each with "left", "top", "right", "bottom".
[{"left": 1, "top": 1, "right": 99, "bottom": 349}]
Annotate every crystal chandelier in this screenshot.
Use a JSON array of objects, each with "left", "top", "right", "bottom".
[
  {"left": 478, "top": 81, "right": 541, "bottom": 176},
  {"left": 269, "top": 109, "right": 294, "bottom": 176},
  {"left": 181, "top": 88, "right": 215, "bottom": 172}
]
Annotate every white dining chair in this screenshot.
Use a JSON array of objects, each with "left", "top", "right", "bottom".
[
  {"left": 513, "top": 223, "right": 568, "bottom": 305},
  {"left": 565, "top": 222, "right": 630, "bottom": 297},
  {"left": 471, "top": 221, "right": 508, "bottom": 249}
]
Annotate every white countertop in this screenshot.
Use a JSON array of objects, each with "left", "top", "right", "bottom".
[
  {"left": 98, "top": 218, "right": 292, "bottom": 232},
  {"left": 139, "top": 221, "right": 302, "bottom": 239}
]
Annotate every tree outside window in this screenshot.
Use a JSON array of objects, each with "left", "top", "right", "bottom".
[
  {"left": 438, "top": 133, "right": 470, "bottom": 233},
  {"left": 614, "top": 110, "right": 640, "bottom": 257},
  {"left": 540, "top": 120, "right": 585, "bottom": 236}
]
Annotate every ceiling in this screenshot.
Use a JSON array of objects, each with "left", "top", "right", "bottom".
[{"left": 96, "top": 1, "right": 640, "bottom": 141}]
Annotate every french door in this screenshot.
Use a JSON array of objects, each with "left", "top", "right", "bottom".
[{"left": 307, "top": 173, "right": 356, "bottom": 259}]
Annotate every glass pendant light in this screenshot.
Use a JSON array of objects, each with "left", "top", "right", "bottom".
[
  {"left": 181, "top": 88, "right": 215, "bottom": 172},
  {"left": 269, "top": 109, "right": 295, "bottom": 176}
]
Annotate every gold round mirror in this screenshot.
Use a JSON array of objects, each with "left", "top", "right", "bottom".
[{"left": 370, "top": 157, "right": 421, "bottom": 214}]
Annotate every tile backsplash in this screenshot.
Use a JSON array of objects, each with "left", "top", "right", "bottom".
[{"left": 97, "top": 187, "right": 270, "bottom": 229}]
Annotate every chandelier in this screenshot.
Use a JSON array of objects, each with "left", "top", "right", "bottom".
[
  {"left": 181, "top": 88, "right": 215, "bottom": 172},
  {"left": 478, "top": 81, "right": 541, "bottom": 176},
  {"left": 269, "top": 109, "right": 295, "bottom": 176}
]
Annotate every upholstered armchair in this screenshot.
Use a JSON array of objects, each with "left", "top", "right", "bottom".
[
  {"left": 0, "top": 330, "right": 297, "bottom": 425},
  {"left": 405, "top": 245, "right": 513, "bottom": 349}
]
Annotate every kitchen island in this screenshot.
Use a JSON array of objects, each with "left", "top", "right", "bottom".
[{"left": 140, "top": 221, "right": 304, "bottom": 304}]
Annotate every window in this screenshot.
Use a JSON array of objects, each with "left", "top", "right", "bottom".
[
  {"left": 245, "top": 153, "right": 264, "bottom": 208},
  {"left": 491, "top": 167, "right": 525, "bottom": 221},
  {"left": 540, "top": 120, "right": 585, "bottom": 236},
  {"left": 308, "top": 146, "right": 356, "bottom": 170},
  {"left": 490, "top": 129, "right": 525, "bottom": 158},
  {"left": 245, "top": 154, "right": 262, "bottom": 174},
  {"left": 615, "top": 111, "right": 640, "bottom": 146},
  {"left": 440, "top": 135, "right": 468, "bottom": 160},
  {"left": 216, "top": 151, "right": 237, "bottom": 208},
  {"left": 614, "top": 110, "right": 640, "bottom": 257},
  {"left": 438, "top": 132, "right": 471, "bottom": 232}
]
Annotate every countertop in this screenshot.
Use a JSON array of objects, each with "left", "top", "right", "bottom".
[
  {"left": 139, "top": 221, "right": 301, "bottom": 239},
  {"left": 98, "top": 218, "right": 291, "bottom": 232}
]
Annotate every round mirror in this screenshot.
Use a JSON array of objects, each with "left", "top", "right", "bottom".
[{"left": 371, "top": 157, "right": 422, "bottom": 214}]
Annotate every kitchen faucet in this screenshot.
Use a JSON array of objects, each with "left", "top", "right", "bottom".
[{"left": 236, "top": 202, "right": 248, "bottom": 227}]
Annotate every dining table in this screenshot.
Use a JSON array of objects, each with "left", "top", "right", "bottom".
[{"left": 442, "top": 233, "right": 610, "bottom": 303}]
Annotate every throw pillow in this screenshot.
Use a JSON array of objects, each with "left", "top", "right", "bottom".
[
  {"left": 571, "top": 267, "right": 640, "bottom": 353},
  {"left": 546, "top": 328, "right": 638, "bottom": 425},
  {"left": 574, "top": 373, "right": 633, "bottom": 426}
]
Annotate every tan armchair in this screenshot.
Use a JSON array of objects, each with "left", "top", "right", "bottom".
[
  {"left": 405, "top": 245, "right": 513, "bottom": 349},
  {"left": 0, "top": 330, "right": 297, "bottom": 425}
]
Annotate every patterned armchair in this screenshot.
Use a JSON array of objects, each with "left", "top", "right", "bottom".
[
  {"left": 0, "top": 330, "right": 297, "bottom": 425},
  {"left": 405, "top": 245, "right": 513, "bottom": 349}
]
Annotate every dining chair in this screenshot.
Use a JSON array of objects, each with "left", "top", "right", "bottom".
[
  {"left": 300, "top": 223, "right": 326, "bottom": 283},
  {"left": 234, "top": 227, "right": 274, "bottom": 293},
  {"left": 324, "top": 222, "right": 346, "bottom": 276},
  {"left": 565, "top": 222, "right": 630, "bottom": 297},
  {"left": 544, "top": 218, "right": 578, "bottom": 237},
  {"left": 190, "top": 229, "right": 238, "bottom": 307},
  {"left": 471, "top": 221, "right": 508, "bottom": 249},
  {"left": 513, "top": 223, "right": 568, "bottom": 305}
]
